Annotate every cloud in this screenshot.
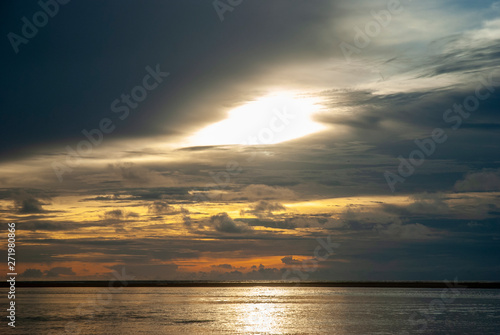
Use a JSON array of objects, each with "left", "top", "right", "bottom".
[
  {"left": 11, "top": 190, "right": 51, "bottom": 214},
  {"left": 338, "top": 204, "right": 399, "bottom": 229},
  {"left": 104, "top": 209, "right": 124, "bottom": 220},
  {"left": 20, "top": 268, "right": 43, "bottom": 278},
  {"left": 240, "top": 201, "right": 286, "bottom": 218},
  {"left": 245, "top": 264, "right": 284, "bottom": 280},
  {"left": 382, "top": 193, "right": 450, "bottom": 216},
  {"left": 209, "top": 212, "right": 252, "bottom": 233},
  {"left": 103, "top": 209, "right": 139, "bottom": 221},
  {"left": 20, "top": 221, "right": 77, "bottom": 231},
  {"left": 239, "top": 184, "right": 296, "bottom": 200},
  {"left": 454, "top": 169, "right": 500, "bottom": 192},
  {"left": 147, "top": 200, "right": 189, "bottom": 216},
  {"left": 375, "top": 221, "right": 433, "bottom": 240},
  {"left": 280, "top": 256, "right": 303, "bottom": 265},
  {"left": 147, "top": 201, "right": 175, "bottom": 214},
  {"left": 282, "top": 215, "right": 345, "bottom": 229},
  {"left": 79, "top": 194, "right": 122, "bottom": 202},
  {"left": 182, "top": 214, "right": 192, "bottom": 228}
]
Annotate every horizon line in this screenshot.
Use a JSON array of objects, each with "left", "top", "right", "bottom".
[{"left": 4, "top": 280, "right": 500, "bottom": 289}]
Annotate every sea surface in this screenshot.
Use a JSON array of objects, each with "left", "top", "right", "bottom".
[{"left": 2, "top": 287, "right": 500, "bottom": 334}]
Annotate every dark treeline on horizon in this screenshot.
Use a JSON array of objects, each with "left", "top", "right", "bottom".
[{"left": 4, "top": 281, "right": 500, "bottom": 289}]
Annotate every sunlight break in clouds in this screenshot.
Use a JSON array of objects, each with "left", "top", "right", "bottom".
[{"left": 186, "top": 92, "right": 326, "bottom": 147}]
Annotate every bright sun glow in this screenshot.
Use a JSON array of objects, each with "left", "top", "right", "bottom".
[{"left": 187, "top": 92, "right": 326, "bottom": 146}]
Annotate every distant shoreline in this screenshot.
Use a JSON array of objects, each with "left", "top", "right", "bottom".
[{"left": 3, "top": 281, "right": 500, "bottom": 288}]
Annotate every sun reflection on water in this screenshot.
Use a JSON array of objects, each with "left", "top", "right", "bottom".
[{"left": 235, "top": 287, "right": 289, "bottom": 333}]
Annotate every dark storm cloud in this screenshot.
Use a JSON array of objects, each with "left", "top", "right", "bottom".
[
  {"left": 317, "top": 28, "right": 500, "bottom": 162},
  {"left": 209, "top": 212, "right": 252, "bottom": 233},
  {"left": 147, "top": 200, "right": 189, "bottom": 216},
  {"left": 312, "top": 67, "right": 500, "bottom": 194},
  {"left": 454, "top": 169, "right": 500, "bottom": 192},
  {"left": 103, "top": 209, "right": 125, "bottom": 220},
  {"left": 147, "top": 200, "right": 174, "bottom": 214},
  {"left": 20, "top": 268, "right": 43, "bottom": 279},
  {"left": 10, "top": 190, "right": 51, "bottom": 214},
  {"left": 0, "top": 0, "right": 339, "bottom": 161},
  {"left": 281, "top": 256, "right": 303, "bottom": 265},
  {"left": 320, "top": 84, "right": 500, "bottom": 144}
]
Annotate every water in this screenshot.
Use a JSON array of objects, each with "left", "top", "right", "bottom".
[{"left": 2, "top": 287, "right": 500, "bottom": 334}]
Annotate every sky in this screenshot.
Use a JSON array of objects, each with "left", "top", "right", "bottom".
[{"left": 0, "top": 0, "right": 500, "bottom": 281}]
